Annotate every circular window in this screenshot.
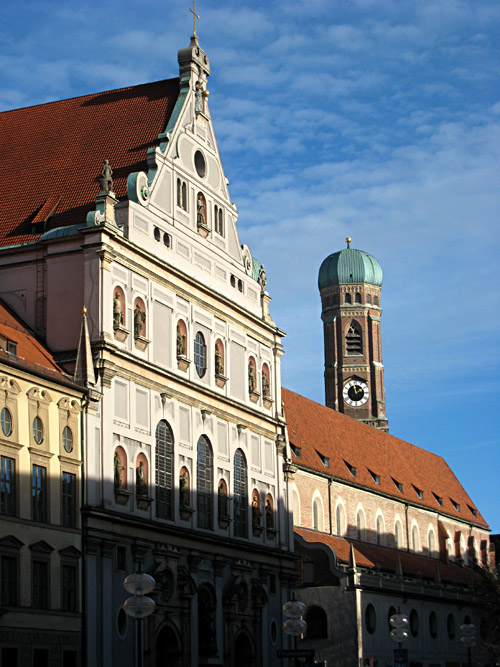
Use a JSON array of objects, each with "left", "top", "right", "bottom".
[
  {"left": 447, "top": 613, "right": 455, "bottom": 639},
  {"left": 365, "top": 604, "right": 376, "bottom": 635},
  {"left": 33, "top": 416, "right": 44, "bottom": 444},
  {"left": 270, "top": 619, "right": 278, "bottom": 644},
  {"left": 116, "top": 607, "right": 128, "bottom": 639},
  {"left": 429, "top": 611, "right": 438, "bottom": 639},
  {"left": 63, "top": 426, "right": 73, "bottom": 453},
  {"left": 410, "top": 609, "right": 419, "bottom": 637},
  {"left": 194, "top": 150, "right": 206, "bottom": 178},
  {"left": 194, "top": 332, "right": 207, "bottom": 378},
  {"left": 1, "top": 407, "right": 12, "bottom": 436}
]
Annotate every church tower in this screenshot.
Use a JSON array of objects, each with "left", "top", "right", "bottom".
[{"left": 318, "top": 238, "right": 388, "bottom": 431}]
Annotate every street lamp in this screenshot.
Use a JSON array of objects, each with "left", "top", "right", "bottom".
[
  {"left": 283, "top": 600, "right": 307, "bottom": 666},
  {"left": 123, "top": 572, "right": 156, "bottom": 667},
  {"left": 460, "top": 623, "right": 476, "bottom": 667},
  {"left": 389, "top": 612, "right": 409, "bottom": 667}
]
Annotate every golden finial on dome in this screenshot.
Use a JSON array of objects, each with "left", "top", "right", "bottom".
[
  {"left": 346, "top": 237, "right": 351, "bottom": 248},
  {"left": 82, "top": 306, "right": 87, "bottom": 315}
]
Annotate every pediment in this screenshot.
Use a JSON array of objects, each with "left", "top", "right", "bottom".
[{"left": 29, "top": 539, "right": 54, "bottom": 554}]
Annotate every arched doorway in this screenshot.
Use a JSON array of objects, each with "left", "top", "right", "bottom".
[
  {"left": 155, "top": 624, "right": 182, "bottom": 667},
  {"left": 233, "top": 631, "right": 254, "bottom": 667}
]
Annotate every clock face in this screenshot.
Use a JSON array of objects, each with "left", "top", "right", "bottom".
[{"left": 343, "top": 380, "right": 369, "bottom": 407}]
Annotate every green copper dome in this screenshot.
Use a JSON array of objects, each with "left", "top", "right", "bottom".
[{"left": 318, "top": 241, "right": 383, "bottom": 289}]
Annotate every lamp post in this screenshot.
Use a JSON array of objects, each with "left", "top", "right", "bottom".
[
  {"left": 283, "top": 600, "right": 307, "bottom": 667},
  {"left": 389, "top": 612, "right": 409, "bottom": 667},
  {"left": 460, "top": 623, "right": 476, "bottom": 667},
  {"left": 123, "top": 572, "right": 156, "bottom": 667}
]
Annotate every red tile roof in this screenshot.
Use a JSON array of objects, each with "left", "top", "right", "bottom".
[
  {"left": 295, "top": 527, "right": 473, "bottom": 586},
  {"left": 0, "top": 79, "right": 179, "bottom": 247},
  {"left": 282, "top": 388, "right": 487, "bottom": 528},
  {"left": 0, "top": 300, "right": 71, "bottom": 383}
]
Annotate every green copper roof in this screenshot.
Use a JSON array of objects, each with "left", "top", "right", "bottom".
[{"left": 318, "top": 247, "right": 383, "bottom": 289}]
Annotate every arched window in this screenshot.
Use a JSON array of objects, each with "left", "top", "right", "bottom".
[
  {"left": 373, "top": 295, "right": 379, "bottom": 306},
  {"left": 194, "top": 332, "right": 207, "bottom": 378},
  {"left": 355, "top": 292, "right": 362, "bottom": 303},
  {"left": 366, "top": 295, "right": 372, "bottom": 304},
  {"left": 429, "top": 611, "right": 438, "bottom": 639},
  {"left": 336, "top": 504, "right": 345, "bottom": 536},
  {"left": 196, "top": 436, "right": 213, "bottom": 529},
  {"left": 305, "top": 606, "right": 328, "bottom": 639},
  {"left": 345, "top": 293, "right": 352, "bottom": 304},
  {"left": 428, "top": 529, "right": 436, "bottom": 556},
  {"left": 356, "top": 510, "right": 365, "bottom": 541},
  {"left": 312, "top": 497, "right": 323, "bottom": 532},
  {"left": 410, "top": 609, "right": 419, "bottom": 637},
  {"left": 234, "top": 449, "right": 248, "bottom": 538},
  {"left": 155, "top": 420, "right": 174, "bottom": 520},
  {"left": 346, "top": 321, "right": 362, "bottom": 354},
  {"left": 376, "top": 515, "right": 384, "bottom": 545},
  {"left": 395, "top": 520, "right": 403, "bottom": 548},
  {"left": 412, "top": 525, "right": 419, "bottom": 552},
  {"left": 181, "top": 182, "right": 187, "bottom": 211}
]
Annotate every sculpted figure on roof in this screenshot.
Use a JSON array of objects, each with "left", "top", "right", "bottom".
[{"left": 99, "top": 159, "right": 113, "bottom": 194}]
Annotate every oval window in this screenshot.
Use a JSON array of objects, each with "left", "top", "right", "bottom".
[
  {"left": 1, "top": 407, "right": 12, "bottom": 436},
  {"left": 194, "top": 332, "right": 207, "bottom": 378},
  {"left": 33, "top": 416, "right": 44, "bottom": 444},
  {"left": 63, "top": 426, "right": 73, "bottom": 453},
  {"left": 194, "top": 150, "right": 206, "bottom": 178},
  {"left": 365, "top": 604, "right": 376, "bottom": 634}
]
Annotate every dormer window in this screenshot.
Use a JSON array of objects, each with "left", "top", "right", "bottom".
[
  {"left": 0, "top": 336, "right": 17, "bottom": 359},
  {"left": 368, "top": 470, "right": 380, "bottom": 485},
  {"left": 413, "top": 485, "right": 423, "bottom": 500},
  {"left": 433, "top": 492, "right": 443, "bottom": 506},
  {"left": 392, "top": 478, "right": 403, "bottom": 493},
  {"left": 468, "top": 505, "right": 478, "bottom": 518},
  {"left": 344, "top": 461, "right": 356, "bottom": 477},
  {"left": 290, "top": 443, "right": 301, "bottom": 458},
  {"left": 450, "top": 498, "right": 460, "bottom": 512},
  {"left": 316, "top": 451, "right": 329, "bottom": 468}
]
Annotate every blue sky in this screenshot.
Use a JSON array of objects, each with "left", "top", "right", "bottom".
[{"left": 2, "top": 0, "right": 499, "bottom": 532}]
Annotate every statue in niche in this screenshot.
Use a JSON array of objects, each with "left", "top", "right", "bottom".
[
  {"left": 215, "top": 343, "right": 223, "bottom": 376},
  {"left": 218, "top": 480, "right": 228, "bottom": 517},
  {"left": 195, "top": 80, "right": 204, "bottom": 115},
  {"left": 136, "top": 460, "right": 147, "bottom": 497},
  {"left": 176, "top": 325, "right": 186, "bottom": 357},
  {"left": 265, "top": 498, "right": 274, "bottom": 529},
  {"left": 134, "top": 303, "right": 146, "bottom": 338},
  {"left": 262, "top": 371, "right": 270, "bottom": 398},
  {"left": 114, "top": 451, "right": 125, "bottom": 490},
  {"left": 252, "top": 496, "right": 262, "bottom": 529},
  {"left": 179, "top": 471, "right": 190, "bottom": 507},
  {"left": 248, "top": 362, "right": 256, "bottom": 393},
  {"left": 113, "top": 292, "right": 124, "bottom": 328},
  {"left": 99, "top": 159, "right": 113, "bottom": 194},
  {"left": 258, "top": 264, "right": 267, "bottom": 292},
  {"left": 197, "top": 193, "right": 206, "bottom": 228}
]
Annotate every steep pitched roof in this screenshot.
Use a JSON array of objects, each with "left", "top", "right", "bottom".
[
  {"left": 0, "top": 79, "right": 179, "bottom": 247},
  {"left": 282, "top": 388, "right": 487, "bottom": 528},
  {"left": 0, "top": 300, "right": 71, "bottom": 383},
  {"left": 295, "top": 528, "right": 473, "bottom": 586}
]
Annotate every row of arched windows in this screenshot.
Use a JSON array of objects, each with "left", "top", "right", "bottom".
[
  {"left": 114, "top": 421, "right": 275, "bottom": 537},
  {"left": 337, "top": 292, "right": 379, "bottom": 306}
]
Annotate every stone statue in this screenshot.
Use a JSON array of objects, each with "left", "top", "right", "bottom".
[
  {"left": 134, "top": 303, "right": 146, "bottom": 338},
  {"left": 113, "top": 292, "right": 123, "bottom": 328},
  {"left": 258, "top": 264, "right": 267, "bottom": 292},
  {"left": 252, "top": 496, "right": 262, "bottom": 529},
  {"left": 176, "top": 325, "right": 186, "bottom": 357},
  {"left": 218, "top": 480, "right": 228, "bottom": 516},
  {"left": 197, "top": 194, "right": 206, "bottom": 228},
  {"left": 215, "top": 343, "right": 222, "bottom": 376},
  {"left": 114, "top": 451, "right": 125, "bottom": 490},
  {"left": 262, "top": 371, "right": 270, "bottom": 398},
  {"left": 99, "top": 159, "right": 113, "bottom": 194},
  {"left": 265, "top": 498, "right": 274, "bottom": 529},
  {"left": 136, "top": 461, "right": 147, "bottom": 497},
  {"left": 248, "top": 362, "right": 256, "bottom": 393},
  {"left": 180, "top": 471, "right": 189, "bottom": 507},
  {"left": 195, "top": 80, "right": 203, "bottom": 115}
]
